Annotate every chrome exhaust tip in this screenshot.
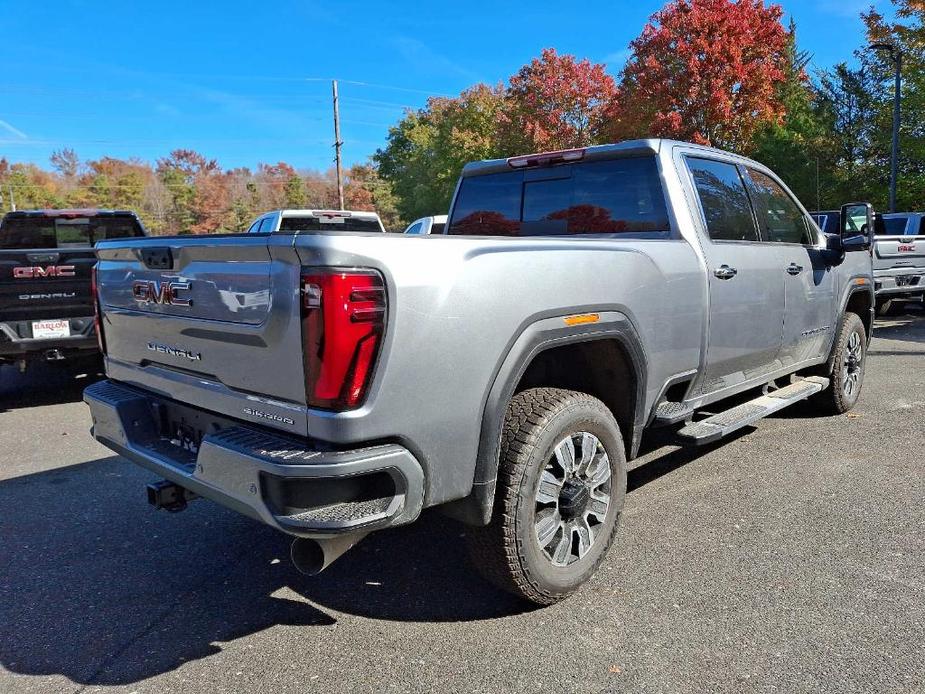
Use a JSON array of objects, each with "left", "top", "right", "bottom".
[{"left": 290, "top": 532, "right": 369, "bottom": 576}]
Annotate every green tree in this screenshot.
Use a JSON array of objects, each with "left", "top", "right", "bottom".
[
  {"left": 375, "top": 83, "right": 505, "bottom": 222},
  {"left": 750, "top": 21, "right": 832, "bottom": 208},
  {"left": 863, "top": 1, "right": 925, "bottom": 209}
]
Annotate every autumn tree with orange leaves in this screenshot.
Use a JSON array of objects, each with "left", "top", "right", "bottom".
[{"left": 613, "top": 0, "right": 790, "bottom": 152}]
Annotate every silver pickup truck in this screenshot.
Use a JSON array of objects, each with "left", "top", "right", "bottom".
[
  {"left": 84, "top": 140, "right": 875, "bottom": 605},
  {"left": 873, "top": 212, "right": 925, "bottom": 313}
]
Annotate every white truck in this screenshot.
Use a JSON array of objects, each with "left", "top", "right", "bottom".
[
  {"left": 246, "top": 209, "right": 386, "bottom": 233},
  {"left": 874, "top": 212, "right": 925, "bottom": 313}
]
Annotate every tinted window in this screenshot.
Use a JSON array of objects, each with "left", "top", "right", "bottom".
[
  {"left": 278, "top": 216, "right": 382, "bottom": 232},
  {"left": 0, "top": 215, "right": 145, "bottom": 249},
  {"left": 882, "top": 216, "right": 909, "bottom": 235},
  {"left": 687, "top": 158, "right": 759, "bottom": 242},
  {"left": 449, "top": 172, "right": 521, "bottom": 236},
  {"left": 405, "top": 221, "right": 424, "bottom": 235},
  {"left": 431, "top": 222, "right": 445, "bottom": 234},
  {"left": 745, "top": 169, "right": 814, "bottom": 244},
  {"left": 448, "top": 157, "right": 670, "bottom": 237},
  {"left": 812, "top": 213, "right": 837, "bottom": 234}
]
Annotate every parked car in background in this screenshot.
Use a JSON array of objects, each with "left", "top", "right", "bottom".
[
  {"left": 85, "top": 140, "right": 875, "bottom": 606},
  {"left": 873, "top": 212, "right": 925, "bottom": 313},
  {"left": 811, "top": 211, "right": 841, "bottom": 235},
  {"left": 246, "top": 209, "right": 386, "bottom": 233},
  {"left": 0, "top": 209, "right": 147, "bottom": 370},
  {"left": 403, "top": 215, "right": 447, "bottom": 235}
]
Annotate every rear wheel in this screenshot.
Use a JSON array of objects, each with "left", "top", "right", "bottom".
[
  {"left": 467, "top": 388, "right": 627, "bottom": 605},
  {"left": 813, "top": 312, "right": 867, "bottom": 414}
]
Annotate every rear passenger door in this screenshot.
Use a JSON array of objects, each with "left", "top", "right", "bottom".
[
  {"left": 744, "top": 167, "right": 836, "bottom": 366},
  {"left": 685, "top": 156, "right": 786, "bottom": 394}
]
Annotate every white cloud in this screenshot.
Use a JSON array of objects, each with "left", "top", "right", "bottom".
[{"left": 0, "top": 119, "right": 28, "bottom": 139}]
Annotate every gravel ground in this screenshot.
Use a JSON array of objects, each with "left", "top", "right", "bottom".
[{"left": 1, "top": 306, "right": 923, "bottom": 694}]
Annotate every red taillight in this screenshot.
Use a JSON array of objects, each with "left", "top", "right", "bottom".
[
  {"left": 91, "top": 263, "right": 106, "bottom": 354},
  {"left": 301, "top": 269, "right": 385, "bottom": 410}
]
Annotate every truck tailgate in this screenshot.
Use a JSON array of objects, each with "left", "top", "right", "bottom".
[
  {"left": 874, "top": 236, "right": 925, "bottom": 271},
  {"left": 0, "top": 248, "right": 96, "bottom": 321},
  {"left": 96, "top": 234, "right": 310, "bottom": 435}
]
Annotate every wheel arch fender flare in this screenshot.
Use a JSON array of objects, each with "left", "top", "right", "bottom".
[
  {"left": 826, "top": 283, "right": 875, "bottom": 370},
  {"left": 458, "top": 310, "right": 648, "bottom": 525}
]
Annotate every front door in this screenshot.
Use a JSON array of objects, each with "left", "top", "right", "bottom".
[
  {"left": 685, "top": 156, "right": 786, "bottom": 395},
  {"left": 743, "top": 167, "right": 837, "bottom": 366}
]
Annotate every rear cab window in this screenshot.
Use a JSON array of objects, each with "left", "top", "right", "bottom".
[
  {"left": 0, "top": 214, "right": 146, "bottom": 249},
  {"left": 279, "top": 216, "right": 383, "bottom": 232},
  {"left": 447, "top": 157, "right": 671, "bottom": 237},
  {"left": 881, "top": 217, "right": 909, "bottom": 236}
]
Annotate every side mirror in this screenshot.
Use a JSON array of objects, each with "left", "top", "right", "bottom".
[{"left": 840, "top": 202, "right": 874, "bottom": 252}]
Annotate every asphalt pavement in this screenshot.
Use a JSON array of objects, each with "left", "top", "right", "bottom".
[{"left": 1, "top": 306, "right": 923, "bottom": 694}]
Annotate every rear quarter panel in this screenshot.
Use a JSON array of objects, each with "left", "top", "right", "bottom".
[{"left": 293, "top": 232, "right": 704, "bottom": 505}]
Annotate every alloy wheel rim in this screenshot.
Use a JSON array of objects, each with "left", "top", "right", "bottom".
[
  {"left": 842, "top": 331, "right": 864, "bottom": 397},
  {"left": 533, "top": 432, "right": 612, "bottom": 567}
]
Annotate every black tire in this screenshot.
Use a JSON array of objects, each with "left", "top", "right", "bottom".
[
  {"left": 813, "top": 312, "right": 867, "bottom": 414},
  {"left": 467, "top": 388, "right": 627, "bottom": 605}
]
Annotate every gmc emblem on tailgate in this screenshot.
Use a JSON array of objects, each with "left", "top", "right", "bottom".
[
  {"left": 132, "top": 279, "right": 192, "bottom": 307},
  {"left": 13, "top": 265, "right": 75, "bottom": 279}
]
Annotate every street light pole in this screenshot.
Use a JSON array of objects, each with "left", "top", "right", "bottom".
[{"left": 870, "top": 42, "right": 902, "bottom": 213}]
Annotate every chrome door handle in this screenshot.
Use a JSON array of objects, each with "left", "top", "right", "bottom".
[
  {"left": 714, "top": 265, "right": 738, "bottom": 280},
  {"left": 786, "top": 263, "right": 803, "bottom": 275}
]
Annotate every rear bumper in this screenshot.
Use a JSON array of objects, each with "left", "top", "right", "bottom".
[
  {"left": 83, "top": 379, "right": 425, "bottom": 538},
  {"left": 0, "top": 316, "right": 97, "bottom": 358},
  {"left": 873, "top": 268, "right": 925, "bottom": 297}
]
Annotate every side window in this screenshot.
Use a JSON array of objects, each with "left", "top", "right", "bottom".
[
  {"left": 258, "top": 216, "right": 274, "bottom": 232},
  {"left": 405, "top": 222, "right": 424, "bottom": 235},
  {"left": 919, "top": 217, "right": 925, "bottom": 236},
  {"left": 745, "top": 169, "right": 814, "bottom": 245},
  {"left": 247, "top": 219, "right": 261, "bottom": 233},
  {"left": 686, "top": 157, "right": 759, "bottom": 242}
]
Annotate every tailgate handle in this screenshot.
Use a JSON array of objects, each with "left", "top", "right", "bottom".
[{"left": 141, "top": 247, "right": 173, "bottom": 270}]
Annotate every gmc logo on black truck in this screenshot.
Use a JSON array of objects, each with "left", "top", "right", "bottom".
[{"left": 13, "top": 265, "right": 76, "bottom": 279}]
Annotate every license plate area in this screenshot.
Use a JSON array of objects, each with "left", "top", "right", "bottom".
[
  {"left": 896, "top": 275, "right": 920, "bottom": 287},
  {"left": 149, "top": 399, "right": 240, "bottom": 458},
  {"left": 31, "top": 319, "right": 70, "bottom": 339}
]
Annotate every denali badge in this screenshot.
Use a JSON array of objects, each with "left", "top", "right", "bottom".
[
  {"left": 243, "top": 407, "right": 295, "bottom": 426},
  {"left": 147, "top": 342, "right": 202, "bottom": 361},
  {"left": 13, "top": 265, "right": 75, "bottom": 279},
  {"left": 132, "top": 279, "right": 192, "bottom": 306}
]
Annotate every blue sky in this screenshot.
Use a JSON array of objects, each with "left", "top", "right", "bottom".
[{"left": 0, "top": 0, "right": 892, "bottom": 172}]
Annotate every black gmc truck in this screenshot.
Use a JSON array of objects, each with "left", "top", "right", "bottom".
[{"left": 0, "top": 209, "right": 148, "bottom": 370}]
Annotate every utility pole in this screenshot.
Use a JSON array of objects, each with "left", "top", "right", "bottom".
[
  {"left": 8, "top": 184, "right": 15, "bottom": 212},
  {"left": 815, "top": 157, "right": 820, "bottom": 213},
  {"left": 870, "top": 42, "right": 902, "bottom": 213},
  {"left": 332, "top": 79, "right": 345, "bottom": 210}
]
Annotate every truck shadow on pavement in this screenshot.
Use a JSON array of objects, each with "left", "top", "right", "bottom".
[
  {"left": 0, "top": 360, "right": 103, "bottom": 412},
  {"left": 0, "top": 455, "right": 531, "bottom": 687},
  {"left": 870, "top": 303, "right": 924, "bottom": 348},
  {"left": 0, "top": 435, "right": 719, "bottom": 687}
]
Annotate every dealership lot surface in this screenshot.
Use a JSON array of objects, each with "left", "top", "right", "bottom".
[{"left": 1, "top": 308, "right": 923, "bottom": 694}]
